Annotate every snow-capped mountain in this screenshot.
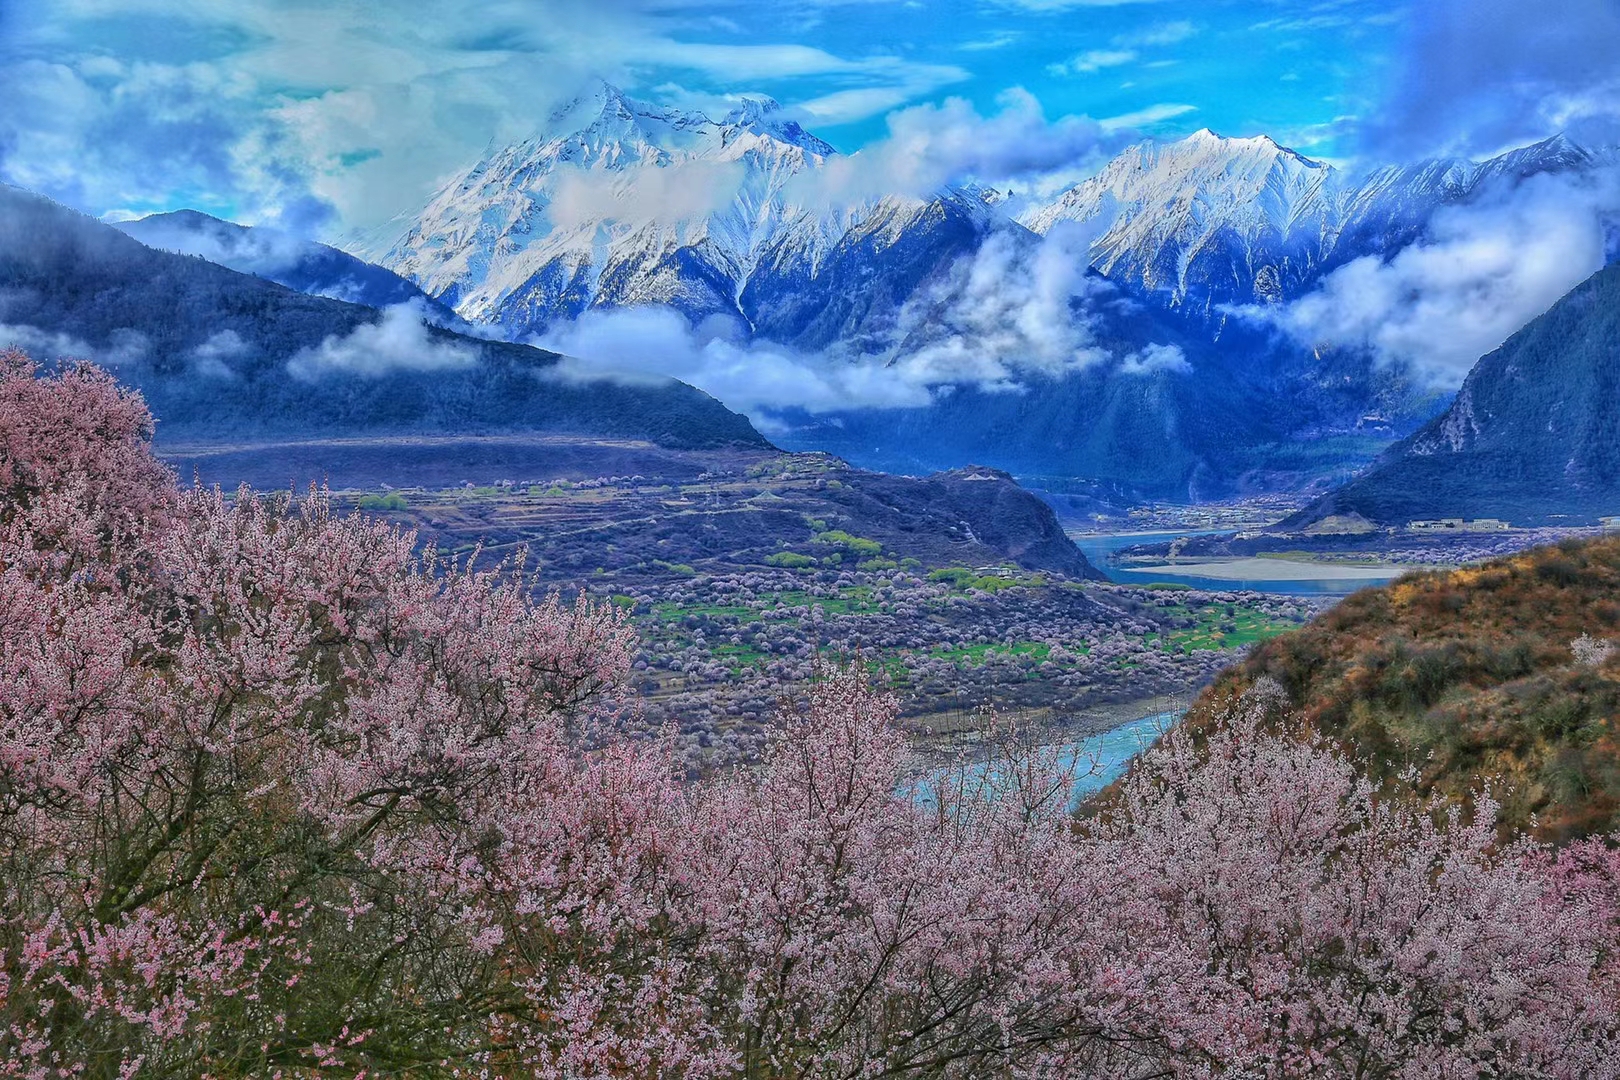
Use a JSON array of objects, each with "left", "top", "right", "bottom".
[
  {"left": 1021, "top": 131, "right": 1603, "bottom": 313},
  {"left": 354, "top": 89, "right": 1612, "bottom": 499},
  {"left": 1020, "top": 130, "right": 1338, "bottom": 309},
  {"left": 367, "top": 81, "right": 1000, "bottom": 345},
  {"left": 372, "top": 85, "right": 1604, "bottom": 342}
]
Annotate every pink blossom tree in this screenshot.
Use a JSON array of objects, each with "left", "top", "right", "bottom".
[
  {"left": 3, "top": 351, "right": 1620, "bottom": 1077},
  {"left": 1078, "top": 679, "right": 1620, "bottom": 1078},
  {"left": 0, "top": 352, "right": 657, "bottom": 1073}
]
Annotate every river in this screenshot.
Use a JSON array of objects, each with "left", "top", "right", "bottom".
[
  {"left": 1073, "top": 531, "right": 1405, "bottom": 596},
  {"left": 918, "top": 709, "right": 1183, "bottom": 811},
  {"left": 947, "top": 533, "right": 1395, "bottom": 808}
]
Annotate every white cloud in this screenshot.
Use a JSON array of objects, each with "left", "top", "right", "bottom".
[
  {"left": 537, "top": 307, "right": 935, "bottom": 419},
  {"left": 1114, "top": 20, "right": 1197, "bottom": 48},
  {"left": 888, "top": 223, "right": 1111, "bottom": 385},
  {"left": 126, "top": 212, "right": 309, "bottom": 271},
  {"left": 190, "top": 329, "right": 249, "bottom": 378},
  {"left": 1367, "top": 0, "right": 1620, "bottom": 159},
  {"left": 791, "top": 88, "right": 1121, "bottom": 204},
  {"left": 1099, "top": 103, "right": 1197, "bottom": 131},
  {"left": 286, "top": 302, "right": 477, "bottom": 380},
  {"left": 1047, "top": 50, "right": 1137, "bottom": 77},
  {"left": 793, "top": 87, "right": 929, "bottom": 127},
  {"left": 882, "top": 221, "right": 1190, "bottom": 389},
  {"left": 959, "top": 31, "right": 1021, "bottom": 52},
  {"left": 0, "top": 0, "right": 971, "bottom": 231},
  {"left": 993, "top": 0, "right": 1168, "bottom": 10},
  {"left": 1252, "top": 167, "right": 1620, "bottom": 388},
  {"left": 0, "top": 323, "right": 148, "bottom": 368},
  {"left": 1119, "top": 342, "right": 1189, "bottom": 375},
  {"left": 534, "top": 221, "right": 1192, "bottom": 421}
]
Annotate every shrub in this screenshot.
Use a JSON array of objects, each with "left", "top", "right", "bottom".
[
  {"left": 356, "top": 490, "right": 408, "bottom": 511},
  {"left": 813, "top": 529, "right": 882, "bottom": 556}
]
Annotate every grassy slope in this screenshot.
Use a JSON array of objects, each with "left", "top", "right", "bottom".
[{"left": 1186, "top": 535, "right": 1620, "bottom": 840}]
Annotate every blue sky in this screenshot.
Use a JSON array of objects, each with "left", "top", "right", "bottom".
[{"left": 0, "top": 0, "right": 1613, "bottom": 233}]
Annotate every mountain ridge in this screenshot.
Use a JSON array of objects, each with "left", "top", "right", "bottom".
[
  {"left": 1020, "top": 130, "right": 1605, "bottom": 313},
  {"left": 1284, "top": 262, "right": 1620, "bottom": 527},
  {"left": 363, "top": 84, "right": 1607, "bottom": 337},
  {"left": 115, "top": 209, "right": 460, "bottom": 321},
  {"left": 0, "top": 184, "right": 768, "bottom": 451}
]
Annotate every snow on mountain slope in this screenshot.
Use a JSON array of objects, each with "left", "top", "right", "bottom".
[
  {"left": 369, "top": 81, "right": 1003, "bottom": 344},
  {"left": 370, "top": 77, "right": 1605, "bottom": 346},
  {"left": 1020, "top": 130, "right": 1604, "bottom": 313},
  {"left": 1019, "top": 130, "right": 1338, "bottom": 309},
  {"left": 333, "top": 95, "right": 1618, "bottom": 499},
  {"left": 373, "top": 82, "right": 855, "bottom": 335}
]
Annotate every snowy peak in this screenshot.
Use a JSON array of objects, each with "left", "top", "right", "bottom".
[
  {"left": 371, "top": 80, "right": 867, "bottom": 332},
  {"left": 368, "top": 80, "right": 1609, "bottom": 343},
  {"left": 516, "top": 82, "right": 718, "bottom": 172},
  {"left": 1472, "top": 132, "right": 1594, "bottom": 185},
  {"left": 1026, "top": 128, "right": 1334, "bottom": 233},
  {"left": 717, "top": 96, "right": 835, "bottom": 155},
  {"left": 1183, "top": 127, "right": 1316, "bottom": 165},
  {"left": 513, "top": 82, "right": 833, "bottom": 169},
  {"left": 1020, "top": 128, "right": 1339, "bottom": 305},
  {"left": 1020, "top": 127, "right": 1604, "bottom": 309}
]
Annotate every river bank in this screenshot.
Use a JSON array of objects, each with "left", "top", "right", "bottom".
[{"left": 1115, "top": 556, "right": 1411, "bottom": 583}]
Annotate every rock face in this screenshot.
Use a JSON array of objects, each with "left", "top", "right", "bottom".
[
  {"left": 0, "top": 184, "right": 768, "bottom": 450},
  {"left": 1287, "top": 262, "right": 1620, "bottom": 526}
]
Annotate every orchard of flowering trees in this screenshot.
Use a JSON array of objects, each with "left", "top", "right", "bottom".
[{"left": 4, "top": 347, "right": 1620, "bottom": 1078}]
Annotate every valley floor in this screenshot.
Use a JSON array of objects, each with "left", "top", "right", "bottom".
[{"left": 176, "top": 440, "right": 1327, "bottom": 773}]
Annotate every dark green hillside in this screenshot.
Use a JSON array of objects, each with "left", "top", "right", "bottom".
[
  {"left": 115, "top": 208, "right": 459, "bottom": 319},
  {"left": 0, "top": 185, "right": 767, "bottom": 451},
  {"left": 1185, "top": 536, "right": 1620, "bottom": 840},
  {"left": 1290, "top": 262, "right": 1620, "bottom": 527}
]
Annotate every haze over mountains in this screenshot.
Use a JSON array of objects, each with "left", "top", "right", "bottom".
[
  {"left": 8, "top": 78, "right": 1618, "bottom": 524},
  {"left": 0, "top": 184, "right": 766, "bottom": 451},
  {"left": 361, "top": 82, "right": 1611, "bottom": 339},
  {"left": 337, "top": 82, "right": 1618, "bottom": 509}
]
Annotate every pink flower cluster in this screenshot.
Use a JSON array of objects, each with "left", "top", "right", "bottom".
[{"left": 2, "top": 351, "right": 1618, "bottom": 1077}]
